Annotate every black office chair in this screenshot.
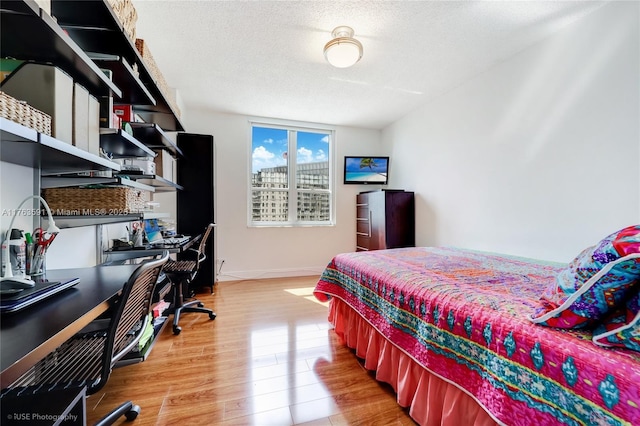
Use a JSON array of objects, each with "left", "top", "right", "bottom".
[
  {"left": 1, "top": 251, "right": 169, "bottom": 425},
  {"left": 162, "top": 223, "right": 216, "bottom": 335}
]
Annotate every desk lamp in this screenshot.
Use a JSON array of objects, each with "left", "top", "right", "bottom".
[{"left": 1, "top": 195, "right": 59, "bottom": 287}]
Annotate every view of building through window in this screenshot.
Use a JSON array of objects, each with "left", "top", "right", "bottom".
[{"left": 250, "top": 124, "right": 332, "bottom": 225}]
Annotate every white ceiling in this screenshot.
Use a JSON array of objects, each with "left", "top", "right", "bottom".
[{"left": 132, "top": 0, "right": 607, "bottom": 130}]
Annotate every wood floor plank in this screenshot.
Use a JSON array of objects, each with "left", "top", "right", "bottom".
[{"left": 86, "top": 276, "right": 416, "bottom": 425}]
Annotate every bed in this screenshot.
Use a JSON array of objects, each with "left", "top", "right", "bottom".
[{"left": 313, "top": 246, "right": 640, "bottom": 426}]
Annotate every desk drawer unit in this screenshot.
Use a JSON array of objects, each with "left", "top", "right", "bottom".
[{"left": 356, "top": 200, "right": 371, "bottom": 251}]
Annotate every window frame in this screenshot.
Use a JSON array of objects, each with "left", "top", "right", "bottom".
[{"left": 248, "top": 119, "right": 335, "bottom": 227}]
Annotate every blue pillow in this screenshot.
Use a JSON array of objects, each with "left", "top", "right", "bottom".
[{"left": 531, "top": 225, "right": 640, "bottom": 328}]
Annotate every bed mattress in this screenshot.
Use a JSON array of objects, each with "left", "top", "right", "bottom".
[{"left": 314, "top": 247, "right": 640, "bottom": 426}]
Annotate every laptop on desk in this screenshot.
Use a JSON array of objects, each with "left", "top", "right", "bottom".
[
  {"left": 0, "top": 277, "right": 80, "bottom": 314},
  {"left": 143, "top": 219, "right": 190, "bottom": 247}
]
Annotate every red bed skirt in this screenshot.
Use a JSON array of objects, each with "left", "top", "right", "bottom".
[{"left": 329, "top": 298, "right": 500, "bottom": 426}]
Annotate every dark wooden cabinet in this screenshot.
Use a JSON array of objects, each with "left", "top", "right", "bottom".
[
  {"left": 356, "top": 190, "right": 415, "bottom": 251},
  {"left": 176, "top": 133, "right": 215, "bottom": 290}
]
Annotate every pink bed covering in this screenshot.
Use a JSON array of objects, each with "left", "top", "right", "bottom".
[
  {"left": 329, "top": 297, "right": 499, "bottom": 426},
  {"left": 314, "top": 247, "right": 640, "bottom": 426}
]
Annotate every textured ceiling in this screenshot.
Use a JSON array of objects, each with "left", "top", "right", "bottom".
[{"left": 132, "top": 0, "right": 607, "bottom": 130}]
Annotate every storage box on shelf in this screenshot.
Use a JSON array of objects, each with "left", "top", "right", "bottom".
[
  {"left": 120, "top": 157, "right": 156, "bottom": 175},
  {"left": 106, "top": 0, "right": 138, "bottom": 42},
  {"left": 42, "top": 186, "right": 150, "bottom": 215},
  {"left": 88, "top": 93, "right": 101, "bottom": 156},
  {"left": 72, "top": 82, "right": 100, "bottom": 155},
  {"left": 99, "top": 94, "right": 117, "bottom": 129},
  {"left": 153, "top": 149, "right": 175, "bottom": 182},
  {"left": 1, "top": 63, "right": 74, "bottom": 142},
  {"left": 134, "top": 39, "right": 181, "bottom": 119},
  {"left": 113, "top": 104, "right": 134, "bottom": 123},
  {"left": 0, "top": 91, "right": 51, "bottom": 136},
  {"left": 1, "top": 62, "right": 101, "bottom": 155},
  {"left": 72, "top": 83, "right": 89, "bottom": 147}
]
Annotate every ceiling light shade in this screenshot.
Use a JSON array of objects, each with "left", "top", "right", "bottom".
[{"left": 324, "top": 26, "right": 363, "bottom": 68}]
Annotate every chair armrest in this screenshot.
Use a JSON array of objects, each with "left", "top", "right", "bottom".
[{"left": 178, "top": 248, "right": 199, "bottom": 261}]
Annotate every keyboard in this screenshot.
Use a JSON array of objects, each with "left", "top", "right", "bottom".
[{"left": 150, "top": 235, "right": 191, "bottom": 246}]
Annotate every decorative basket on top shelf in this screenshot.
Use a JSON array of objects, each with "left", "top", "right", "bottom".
[
  {"left": 135, "top": 38, "right": 181, "bottom": 119},
  {"left": 0, "top": 91, "right": 52, "bottom": 135},
  {"left": 106, "top": 0, "right": 138, "bottom": 42},
  {"left": 42, "top": 187, "right": 150, "bottom": 215}
]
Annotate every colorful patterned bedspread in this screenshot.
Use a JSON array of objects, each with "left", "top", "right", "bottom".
[{"left": 314, "top": 247, "right": 640, "bottom": 426}]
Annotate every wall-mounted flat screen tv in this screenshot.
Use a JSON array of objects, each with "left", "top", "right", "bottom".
[{"left": 344, "top": 156, "right": 389, "bottom": 185}]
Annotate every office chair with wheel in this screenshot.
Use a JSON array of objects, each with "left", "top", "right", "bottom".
[
  {"left": 162, "top": 223, "right": 216, "bottom": 335},
  {"left": 1, "top": 251, "right": 169, "bottom": 425}
]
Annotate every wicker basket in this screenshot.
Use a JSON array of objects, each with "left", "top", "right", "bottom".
[
  {"left": 107, "top": 0, "right": 138, "bottom": 42},
  {"left": 135, "top": 38, "right": 181, "bottom": 119},
  {"left": 42, "top": 187, "right": 150, "bottom": 215},
  {"left": 0, "top": 91, "right": 52, "bottom": 135}
]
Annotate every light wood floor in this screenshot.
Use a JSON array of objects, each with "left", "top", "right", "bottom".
[{"left": 87, "top": 276, "right": 416, "bottom": 425}]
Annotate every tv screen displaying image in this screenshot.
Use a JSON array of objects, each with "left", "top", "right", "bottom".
[{"left": 344, "top": 156, "right": 389, "bottom": 185}]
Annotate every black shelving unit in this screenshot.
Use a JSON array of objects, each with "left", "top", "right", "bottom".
[
  {"left": 1, "top": 1, "right": 186, "bottom": 369},
  {"left": 0, "top": 0, "right": 120, "bottom": 99},
  {"left": 50, "top": 0, "right": 185, "bottom": 132},
  {"left": 92, "top": 56, "right": 156, "bottom": 106},
  {"left": 1, "top": 0, "right": 186, "bottom": 195},
  {"left": 41, "top": 175, "right": 155, "bottom": 191},
  {"left": 130, "top": 123, "right": 183, "bottom": 157},
  {"left": 41, "top": 213, "right": 144, "bottom": 229},
  {"left": 99, "top": 128, "right": 156, "bottom": 158},
  {"left": 0, "top": 118, "right": 120, "bottom": 173},
  {"left": 122, "top": 174, "right": 183, "bottom": 192}
]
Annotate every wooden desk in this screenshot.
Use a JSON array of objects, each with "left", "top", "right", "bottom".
[{"left": 0, "top": 264, "right": 139, "bottom": 389}]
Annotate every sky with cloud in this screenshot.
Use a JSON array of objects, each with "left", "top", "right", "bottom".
[{"left": 252, "top": 127, "right": 329, "bottom": 173}]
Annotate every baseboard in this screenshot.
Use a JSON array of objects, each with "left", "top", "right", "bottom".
[{"left": 216, "top": 266, "right": 325, "bottom": 282}]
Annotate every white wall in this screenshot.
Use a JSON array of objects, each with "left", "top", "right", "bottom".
[
  {"left": 1, "top": 162, "right": 36, "bottom": 274},
  {"left": 0, "top": 162, "right": 35, "bottom": 234},
  {"left": 46, "top": 226, "right": 98, "bottom": 268},
  {"left": 383, "top": 1, "right": 639, "bottom": 263},
  {"left": 182, "top": 109, "right": 383, "bottom": 280},
  {"left": 0, "top": 162, "right": 98, "bottom": 271}
]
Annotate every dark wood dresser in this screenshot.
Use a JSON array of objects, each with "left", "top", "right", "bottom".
[{"left": 356, "top": 190, "right": 415, "bottom": 251}]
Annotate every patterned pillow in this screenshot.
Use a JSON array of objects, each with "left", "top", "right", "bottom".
[
  {"left": 593, "top": 291, "right": 640, "bottom": 351},
  {"left": 530, "top": 225, "right": 640, "bottom": 328}
]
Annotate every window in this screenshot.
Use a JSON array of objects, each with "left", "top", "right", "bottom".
[{"left": 250, "top": 122, "right": 333, "bottom": 226}]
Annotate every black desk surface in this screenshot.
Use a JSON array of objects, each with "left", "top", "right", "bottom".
[{"left": 0, "top": 264, "right": 139, "bottom": 389}]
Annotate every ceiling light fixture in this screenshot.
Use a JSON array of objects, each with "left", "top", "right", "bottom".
[{"left": 324, "top": 26, "right": 363, "bottom": 68}]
